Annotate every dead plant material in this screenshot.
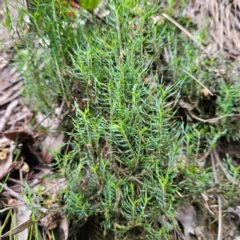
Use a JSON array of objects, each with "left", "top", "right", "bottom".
[
  {"left": 0, "top": 100, "right": 19, "bottom": 131},
  {"left": 178, "top": 99, "right": 196, "bottom": 111},
  {"left": 210, "top": 148, "right": 223, "bottom": 240},
  {"left": 201, "top": 88, "right": 212, "bottom": 98},
  {"left": 41, "top": 133, "right": 65, "bottom": 164},
  {"left": 182, "top": 70, "right": 213, "bottom": 96},
  {"left": 187, "top": 111, "right": 240, "bottom": 124},
  {"left": 163, "top": 10, "right": 240, "bottom": 85},
  {"left": 0, "top": 182, "right": 48, "bottom": 213},
  {"left": 176, "top": 205, "right": 197, "bottom": 237},
  {"left": 0, "top": 219, "right": 36, "bottom": 238},
  {"left": 40, "top": 211, "right": 63, "bottom": 230},
  {"left": 1, "top": 131, "right": 35, "bottom": 145},
  {"left": 184, "top": 0, "right": 240, "bottom": 57},
  {"left": 162, "top": 13, "right": 203, "bottom": 50},
  {"left": 211, "top": 148, "right": 237, "bottom": 183}
]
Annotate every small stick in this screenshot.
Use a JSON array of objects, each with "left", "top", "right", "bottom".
[
  {"left": 162, "top": 13, "right": 204, "bottom": 50},
  {"left": 0, "top": 183, "right": 25, "bottom": 202},
  {"left": 0, "top": 207, "right": 14, "bottom": 213},
  {"left": 187, "top": 111, "right": 240, "bottom": 124},
  {"left": 182, "top": 70, "right": 213, "bottom": 96},
  {"left": 211, "top": 149, "right": 238, "bottom": 183},
  {"left": 162, "top": 13, "right": 232, "bottom": 83}
]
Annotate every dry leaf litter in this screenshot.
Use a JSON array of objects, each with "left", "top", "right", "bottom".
[{"left": 0, "top": 0, "right": 67, "bottom": 238}]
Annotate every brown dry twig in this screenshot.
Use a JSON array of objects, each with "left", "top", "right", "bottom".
[
  {"left": 211, "top": 148, "right": 237, "bottom": 184},
  {"left": 181, "top": 70, "right": 213, "bottom": 96},
  {"left": 187, "top": 111, "right": 240, "bottom": 124},
  {"left": 162, "top": 12, "right": 234, "bottom": 83},
  {"left": 162, "top": 13, "right": 203, "bottom": 50},
  {"left": 0, "top": 182, "right": 25, "bottom": 202}
]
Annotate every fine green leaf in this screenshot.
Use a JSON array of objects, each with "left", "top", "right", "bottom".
[{"left": 79, "top": 0, "right": 100, "bottom": 10}]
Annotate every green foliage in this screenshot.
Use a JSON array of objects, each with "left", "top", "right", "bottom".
[
  {"left": 10, "top": 0, "right": 240, "bottom": 239},
  {"left": 79, "top": 0, "right": 100, "bottom": 10},
  {"left": 64, "top": 82, "right": 181, "bottom": 237}
]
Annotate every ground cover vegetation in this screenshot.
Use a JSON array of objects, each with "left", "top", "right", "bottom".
[{"left": 2, "top": 0, "right": 240, "bottom": 239}]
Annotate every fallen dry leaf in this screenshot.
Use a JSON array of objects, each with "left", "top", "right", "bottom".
[
  {"left": 55, "top": 214, "right": 69, "bottom": 240},
  {"left": 0, "top": 219, "right": 35, "bottom": 238},
  {"left": 15, "top": 203, "right": 32, "bottom": 240},
  {"left": 178, "top": 99, "right": 196, "bottom": 111},
  {"left": 1, "top": 131, "right": 35, "bottom": 144},
  {"left": 41, "top": 133, "right": 64, "bottom": 164},
  {"left": 41, "top": 177, "right": 66, "bottom": 195},
  {"left": 176, "top": 205, "right": 197, "bottom": 236}
]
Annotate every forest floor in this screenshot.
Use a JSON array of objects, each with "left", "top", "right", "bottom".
[{"left": 1, "top": 0, "right": 240, "bottom": 239}]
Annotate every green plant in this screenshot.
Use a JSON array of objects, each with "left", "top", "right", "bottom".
[
  {"left": 80, "top": 0, "right": 100, "bottom": 10},
  {"left": 7, "top": 0, "right": 240, "bottom": 239}
]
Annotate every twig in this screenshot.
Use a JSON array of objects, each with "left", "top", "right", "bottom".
[
  {"left": 0, "top": 183, "right": 25, "bottom": 202},
  {"left": 8, "top": 177, "right": 23, "bottom": 185},
  {"left": 200, "top": 193, "right": 214, "bottom": 215},
  {"left": 181, "top": 70, "right": 213, "bottom": 96},
  {"left": 0, "top": 207, "right": 15, "bottom": 213},
  {"left": 187, "top": 111, "right": 240, "bottom": 124},
  {"left": 162, "top": 13, "right": 203, "bottom": 50},
  {"left": 210, "top": 149, "right": 222, "bottom": 240},
  {"left": 196, "top": 151, "right": 210, "bottom": 165},
  {"left": 211, "top": 149, "right": 237, "bottom": 183},
  {"left": 19, "top": 168, "right": 23, "bottom": 182},
  {"left": 162, "top": 13, "right": 233, "bottom": 83}
]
